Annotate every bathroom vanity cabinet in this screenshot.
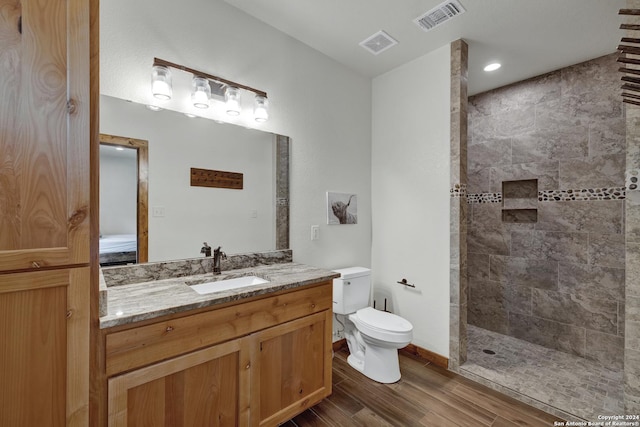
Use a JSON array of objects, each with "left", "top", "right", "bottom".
[{"left": 103, "top": 280, "right": 333, "bottom": 427}]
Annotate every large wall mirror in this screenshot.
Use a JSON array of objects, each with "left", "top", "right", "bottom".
[{"left": 99, "top": 95, "right": 289, "bottom": 265}]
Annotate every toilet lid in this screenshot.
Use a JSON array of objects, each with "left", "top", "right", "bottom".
[{"left": 355, "top": 307, "right": 413, "bottom": 333}]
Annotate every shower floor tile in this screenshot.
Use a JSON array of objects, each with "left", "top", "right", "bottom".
[{"left": 460, "top": 325, "right": 624, "bottom": 422}]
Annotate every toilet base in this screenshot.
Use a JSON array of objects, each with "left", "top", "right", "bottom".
[{"left": 344, "top": 326, "right": 404, "bottom": 384}]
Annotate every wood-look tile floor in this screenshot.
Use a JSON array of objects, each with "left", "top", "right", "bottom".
[{"left": 281, "top": 349, "right": 564, "bottom": 427}]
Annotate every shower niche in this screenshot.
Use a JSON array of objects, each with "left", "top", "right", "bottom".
[{"left": 501, "top": 179, "right": 538, "bottom": 223}]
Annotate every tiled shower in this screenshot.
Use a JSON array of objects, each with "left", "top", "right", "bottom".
[{"left": 463, "top": 52, "right": 625, "bottom": 419}]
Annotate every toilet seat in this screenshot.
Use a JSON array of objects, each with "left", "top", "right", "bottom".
[{"left": 349, "top": 307, "right": 413, "bottom": 344}]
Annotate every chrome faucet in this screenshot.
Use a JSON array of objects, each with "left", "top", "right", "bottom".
[{"left": 213, "top": 246, "right": 226, "bottom": 275}]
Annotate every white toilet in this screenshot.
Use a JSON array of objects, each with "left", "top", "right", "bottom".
[{"left": 333, "top": 267, "right": 413, "bottom": 383}]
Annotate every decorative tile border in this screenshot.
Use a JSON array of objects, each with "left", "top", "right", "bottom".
[
  {"left": 467, "top": 187, "right": 626, "bottom": 204},
  {"left": 467, "top": 193, "right": 502, "bottom": 204},
  {"left": 539, "top": 187, "right": 626, "bottom": 201},
  {"left": 450, "top": 183, "right": 468, "bottom": 197}
]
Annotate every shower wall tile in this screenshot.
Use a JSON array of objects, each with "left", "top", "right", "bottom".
[
  {"left": 625, "top": 348, "right": 640, "bottom": 414},
  {"left": 620, "top": 302, "right": 626, "bottom": 337},
  {"left": 563, "top": 92, "right": 623, "bottom": 121},
  {"left": 590, "top": 117, "right": 626, "bottom": 157},
  {"left": 536, "top": 200, "right": 623, "bottom": 234},
  {"left": 625, "top": 296, "right": 640, "bottom": 350},
  {"left": 468, "top": 167, "right": 491, "bottom": 194},
  {"left": 628, "top": 107, "right": 640, "bottom": 167},
  {"left": 467, "top": 252, "right": 490, "bottom": 281},
  {"left": 472, "top": 203, "right": 535, "bottom": 232},
  {"left": 561, "top": 53, "right": 620, "bottom": 97},
  {"left": 490, "top": 161, "right": 559, "bottom": 192},
  {"left": 489, "top": 255, "right": 558, "bottom": 290},
  {"left": 628, "top": 242, "right": 640, "bottom": 298},
  {"left": 505, "top": 283, "right": 533, "bottom": 316},
  {"left": 508, "top": 312, "right": 586, "bottom": 357},
  {"left": 468, "top": 138, "right": 512, "bottom": 172},
  {"left": 470, "top": 113, "right": 499, "bottom": 146},
  {"left": 558, "top": 263, "right": 625, "bottom": 302},
  {"left": 467, "top": 227, "right": 510, "bottom": 256},
  {"left": 589, "top": 233, "right": 625, "bottom": 269},
  {"left": 627, "top": 203, "right": 640, "bottom": 242},
  {"left": 532, "top": 289, "right": 618, "bottom": 334},
  {"left": 503, "top": 69, "right": 562, "bottom": 108},
  {"left": 468, "top": 279, "right": 508, "bottom": 334},
  {"left": 495, "top": 106, "right": 537, "bottom": 137},
  {"left": 468, "top": 92, "right": 494, "bottom": 117},
  {"left": 511, "top": 230, "right": 588, "bottom": 264},
  {"left": 511, "top": 129, "right": 588, "bottom": 164},
  {"left": 559, "top": 154, "right": 626, "bottom": 190},
  {"left": 585, "top": 330, "right": 624, "bottom": 371}
]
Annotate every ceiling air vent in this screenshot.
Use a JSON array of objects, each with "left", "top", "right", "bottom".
[
  {"left": 414, "top": 0, "right": 466, "bottom": 32},
  {"left": 359, "top": 30, "right": 398, "bottom": 56}
]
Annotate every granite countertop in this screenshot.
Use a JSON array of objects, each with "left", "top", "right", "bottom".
[{"left": 100, "top": 262, "right": 340, "bottom": 329}]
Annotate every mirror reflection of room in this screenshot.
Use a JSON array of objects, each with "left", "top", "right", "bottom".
[
  {"left": 99, "top": 144, "right": 138, "bottom": 265},
  {"left": 100, "top": 95, "right": 280, "bottom": 263}
]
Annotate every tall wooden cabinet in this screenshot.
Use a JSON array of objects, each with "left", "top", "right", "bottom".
[{"left": 0, "top": 0, "right": 94, "bottom": 426}]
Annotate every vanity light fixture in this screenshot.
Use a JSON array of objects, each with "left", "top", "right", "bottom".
[
  {"left": 151, "top": 65, "right": 172, "bottom": 100},
  {"left": 191, "top": 76, "right": 211, "bottom": 109},
  {"left": 225, "top": 86, "right": 241, "bottom": 116},
  {"left": 484, "top": 62, "right": 501, "bottom": 72},
  {"left": 254, "top": 95, "right": 269, "bottom": 122},
  {"left": 151, "top": 58, "right": 269, "bottom": 122}
]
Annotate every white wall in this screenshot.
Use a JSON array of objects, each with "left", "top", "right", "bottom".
[
  {"left": 371, "top": 45, "right": 451, "bottom": 357},
  {"left": 101, "top": 95, "right": 275, "bottom": 262},
  {"left": 101, "top": 0, "right": 372, "bottom": 268},
  {"left": 100, "top": 147, "right": 137, "bottom": 235}
]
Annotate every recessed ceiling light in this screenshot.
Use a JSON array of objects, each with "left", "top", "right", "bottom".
[
  {"left": 484, "top": 63, "right": 501, "bottom": 72},
  {"left": 146, "top": 104, "right": 162, "bottom": 111}
]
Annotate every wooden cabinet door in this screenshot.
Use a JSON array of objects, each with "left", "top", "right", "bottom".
[
  {"left": 251, "top": 310, "right": 332, "bottom": 427},
  {"left": 108, "top": 338, "right": 251, "bottom": 427},
  {"left": 0, "top": 267, "right": 90, "bottom": 426},
  {"left": 0, "top": 0, "right": 90, "bottom": 272}
]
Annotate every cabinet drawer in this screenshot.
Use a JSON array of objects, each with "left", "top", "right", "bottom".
[{"left": 106, "top": 282, "right": 331, "bottom": 376}]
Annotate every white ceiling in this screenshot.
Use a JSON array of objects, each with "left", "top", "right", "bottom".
[{"left": 224, "top": 0, "right": 625, "bottom": 95}]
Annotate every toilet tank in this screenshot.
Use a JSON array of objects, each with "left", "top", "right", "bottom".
[{"left": 332, "top": 267, "right": 371, "bottom": 315}]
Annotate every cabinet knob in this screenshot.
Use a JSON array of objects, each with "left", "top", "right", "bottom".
[
  {"left": 66, "top": 310, "right": 73, "bottom": 319},
  {"left": 310, "top": 303, "right": 316, "bottom": 309},
  {"left": 245, "top": 363, "right": 250, "bottom": 370},
  {"left": 32, "top": 261, "right": 41, "bottom": 268},
  {"left": 67, "top": 99, "right": 77, "bottom": 114},
  {"left": 165, "top": 326, "right": 174, "bottom": 332}
]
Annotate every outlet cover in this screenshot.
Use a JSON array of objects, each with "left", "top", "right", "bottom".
[{"left": 152, "top": 206, "right": 165, "bottom": 217}]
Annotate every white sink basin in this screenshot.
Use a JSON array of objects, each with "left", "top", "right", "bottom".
[{"left": 189, "top": 275, "right": 269, "bottom": 295}]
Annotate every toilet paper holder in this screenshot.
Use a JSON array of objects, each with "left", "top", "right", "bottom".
[{"left": 397, "top": 278, "right": 416, "bottom": 288}]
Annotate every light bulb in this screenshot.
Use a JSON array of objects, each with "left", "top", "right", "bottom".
[
  {"left": 254, "top": 95, "right": 269, "bottom": 122},
  {"left": 151, "top": 65, "right": 172, "bottom": 100},
  {"left": 225, "top": 86, "right": 241, "bottom": 116},
  {"left": 191, "top": 76, "right": 211, "bottom": 109}
]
